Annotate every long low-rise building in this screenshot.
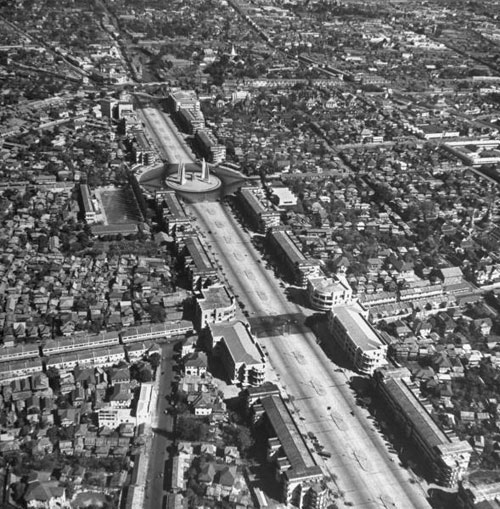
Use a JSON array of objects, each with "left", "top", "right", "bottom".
[
  {"left": 121, "top": 321, "right": 193, "bottom": 343},
  {"left": 444, "top": 140, "right": 500, "bottom": 166},
  {"left": 246, "top": 386, "right": 327, "bottom": 509},
  {"left": 209, "top": 321, "right": 265, "bottom": 387},
  {"left": 136, "top": 382, "right": 154, "bottom": 425},
  {"left": 182, "top": 236, "right": 219, "bottom": 290},
  {"left": 0, "top": 344, "right": 40, "bottom": 363},
  {"left": 238, "top": 186, "right": 281, "bottom": 234},
  {"left": 178, "top": 107, "right": 205, "bottom": 134},
  {"left": 133, "top": 129, "right": 155, "bottom": 165},
  {"left": 358, "top": 291, "right": 398, "bottom": 308},
  {"left": 374, "top": 367, "right": 472, "bottom": 487},
  {"left": 328, "top": 305, "right": 388, "bottom": 375},
  {"left": 0, "top": 358, "right": 44, "bottom": 382},
  {"left": 267, "top": 228, "right": 321, "bottom": 287},
  {"left": 42, "top": 331, "right": 120, "bottom": 357},
  {"left": 79, "top": 183, "right": 96, "bottom": 223},
  {"left": 91, "top": 223, "right": 139, "bottom": 237},
  {"left": 157, "top": 190, "right": 192, "bottom": 241},
  {"left": 195, "top": 129, "right": 226, "bottom": 163},
  {"left": 399, "top": 283, "right": 444, "bottom": 302},
  {"left": 0, "top": 321, "right": 192, "bottom": 379},
  {"left": 46, "top": 345, "right": 126, "bottom": 370}
]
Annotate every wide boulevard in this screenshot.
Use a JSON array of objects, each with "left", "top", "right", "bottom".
[
  {"left": 143, "top": 107, "right": 432, "bottom": 509},
  {"left": 137, "top": 105, "right": 195, "bottom": 165}
]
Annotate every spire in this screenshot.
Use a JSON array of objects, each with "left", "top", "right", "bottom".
[
  {"left": 179, "top": 163, "right": 186, "bottom": 185},
  {"left": 201, "top": 158, "right": 210, "bottom": 182}
]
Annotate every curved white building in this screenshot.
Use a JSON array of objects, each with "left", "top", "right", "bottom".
[{"left": 307, "top": 275, "right": 353, "bottom": 311}]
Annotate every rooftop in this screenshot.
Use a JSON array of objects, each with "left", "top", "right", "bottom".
[
  {"left": 184, "top": 236, "right": 216, "bottom": 273},
  {"left": 261, "top": 395, "right": 322, "bottom": 479},
  {"left": 121, "top": 321, "right": 192, "bottom": 339},
  {"left": 198, "top": 285, "right": 233, "bottom": 310},
  {"left": 210, "top": 321, "right": 263, "bottom": 366},
  {"left": 270, "top": 229, "right": 307, "bottom": 265},
  {"left": 383, "top": 374, "right": 449, "bottom": 449},
  {"left": 272, "top": 186, "right": 297, "bottom": 205},
  {"left": 462, "top": 480, "right": 500, "bottom": 503},
  {"left": 309, "top": 276, "right": 348, "bottom": 294},
  {"left": 240, "top": 187, "right": 268, "bottom": 216},
  {"left": 170, "top": 90, "right": 199, "bottom": 105},
  {"left": 80, "top": 184, "right": 92, "bottom": 213},
  {"left": 91, "top": 223, "right": 139, "bottom": 235},
  {"left": 163, "top": 191, "right": 188, "bottom": 219},
  {"left": 332, "top": 306, "right": 384, "bottom": 351}
]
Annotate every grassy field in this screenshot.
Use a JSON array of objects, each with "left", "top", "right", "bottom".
[{"left": 99, "top": 188, "right": 143, "bottom": 225}]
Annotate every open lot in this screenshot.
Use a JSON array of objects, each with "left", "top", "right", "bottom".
[{"left": 97, "top": 187, "right": 143, "bottom": 225}]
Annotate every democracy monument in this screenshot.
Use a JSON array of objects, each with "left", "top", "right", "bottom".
[{"left": 165, "top": 159, "right": 221, "bottom": 193}]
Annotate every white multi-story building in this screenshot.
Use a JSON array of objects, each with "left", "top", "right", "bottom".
[
  {"left": 209, "top": 321, "right": 266, "bottom": 387},
  {"left": 98, "top": 406, "right": 135, "bottom": 429},
  {"left": 307, "top": 275, "right": 353, "bottom": 311},
  {"left": 136, "top": 382, "right": 156, "bottom": 425},
  {"left": 195, "top": 285, "right": 236, "bottom": 329},
  {"left": 375, "top": 367, "right": 472, "bottom": 487},
  {"left": 328, "top": 306, "right": 387, "bottom": 375}
]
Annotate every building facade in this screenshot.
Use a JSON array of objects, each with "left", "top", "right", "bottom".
[
  {"left": 155, "top": 191, "right": 193, "bottom": 245},
  {"left": 328, "top": 305, "right": 388, "bottom": 375},
  {"left": 307, "top": 275, "right": 353, "bottom": 311},
  {"left": 267, "top": 229, "right": 321, "bottom": 287},
  {"left": 79, "top": 184, "right": 96, "bottom": 223},
  {"left": 246, "top": 388, "right": 327, "bottom": 509},
  {"left": 182, "top": 236, "right": 219, "bottom": 290},
  {"left": 238, "top": 186, "right": 281, "bottom": 234},
  {"left": 195, "top": 285, "right": 236, "bottom": 329},
  {"left": 374, "top": 367, "right": 472, "bottom": 487},
  {"left": 209, "top": 321, "right": 265, "bottom": 387},
  {"left": 195, "top": 129, "right": 226, "bottom": 163}
]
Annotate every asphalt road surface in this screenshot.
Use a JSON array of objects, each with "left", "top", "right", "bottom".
[
  {"left": 138, "top": 106, "right": 431, "bottom": 509},
  {"left": 188, "top": 200, "right": 431, "bottom": 509},
  {"left": 144, "top": 342, "right": 175, "bottom": 509},
  {"left": 138, "top": 106, "right": 195, "bottom": 165}
]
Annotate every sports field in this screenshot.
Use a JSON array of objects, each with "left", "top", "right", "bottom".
[{"left": 97, "top": 187, "right": 143, "bottom": 225}]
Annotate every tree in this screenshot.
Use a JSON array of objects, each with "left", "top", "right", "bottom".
[
  {"left": 177, "top": 416, "right": 210, "bottom": 442},
  {"left": 47, "top": 366, "right": 61, "bottom": 392},
  {"left": 130, "top": 362, "right": 152, "bottom": 383},
  {"left": 221, "top": 424, "right": 254, "bottom": 456},
  {"left": 148, "top": 352, "right": 161, "bottom": 371},
  {"left": 148, "top": 304, "right": 166, "bottom": 323},
  {"left": 372, "top": 183, "right": 395, "bottom": 204}
]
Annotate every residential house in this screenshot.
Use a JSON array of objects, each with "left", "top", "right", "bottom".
[
  {"left": 24, "top": 476, "right": 68, "bottom": 509},
  {"left": 184, "top": 352, "right": 208, "bottom": 377}
]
